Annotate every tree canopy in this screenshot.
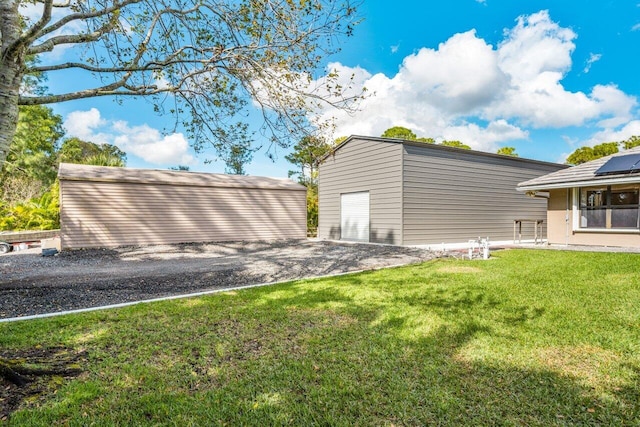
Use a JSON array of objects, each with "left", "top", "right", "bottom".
[
  {"left": 380, "top": 126, "right": 465, "bottom": 148},
  {"left": 566, "top": 141, "right": 620, "bottom": 165},
  {"left": 440, "top": 140, "right": 471, "bottom": 150},
  {"left": 0, "top": 0, "right": 361, "bottom": 170},
  {"left": 564, "top": 137, "right": 640, "bottom": 165},
  {"left": 285, "top": 135, "right": 331, "bottom": 187},
  {"left": 58, "top": 137, "right": 126, "bottom": 167},
  {"left": 285, "top": 135, "right": 332, "bottom": 236},
  {"left": 622, "top": 136, "right": 640, "bottom": 150},
  {"left": 381, "top": 126, "right": 417, "bottom": 140},
  {"left": 496, "top": 146, "right": 518, "bottom": 157},
  {"left": 2, "top": 105, "right": 63, "bottom": 187}
]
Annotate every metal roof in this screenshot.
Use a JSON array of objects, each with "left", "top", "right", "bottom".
[
  {"left": 517, "top": 146, "right": 640, "bottom": 191},
  {"left": 320, "top": 135, "right": 567, "bottom": 169},
  {"left": 58, "top": 163, "right": 307, "bottom": 191}
]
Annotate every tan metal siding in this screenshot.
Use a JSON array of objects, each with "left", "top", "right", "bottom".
[
  {"left": 402, "top": 145, "right": 564, "bottom": 245},
  {"left": 60, "top": 180, "right": 306, "bottom": 249},
  {"left": 58, "top": 162, "right": 302, "bottom": 190},
  {"left": 318, "top": 138, "right": 403, "bottom": 244}
]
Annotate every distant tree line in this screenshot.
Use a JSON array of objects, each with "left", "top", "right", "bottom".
[
  {"left": 565, "top": 136, "right": 640, "bottom": 165},
  {"left": 379, "top": 126, "right": 523, "bottom": 155}
]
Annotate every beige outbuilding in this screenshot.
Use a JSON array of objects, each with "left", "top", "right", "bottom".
[{"left": 58, "top": 163, "right": 307, "bottom": 249}]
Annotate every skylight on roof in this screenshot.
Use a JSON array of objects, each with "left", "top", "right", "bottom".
[{"left": 594, "top": 153, "right": 640, "bottom": 176}]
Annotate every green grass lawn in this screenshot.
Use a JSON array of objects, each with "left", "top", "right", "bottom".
[{"left": 2, "top": 249, "right": 640, "bottom": 425}]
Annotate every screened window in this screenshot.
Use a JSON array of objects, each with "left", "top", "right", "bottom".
[{"left": 580, "top": 185, "right": 640, "bottom": 229}]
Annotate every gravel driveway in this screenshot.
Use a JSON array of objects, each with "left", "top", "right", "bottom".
[{"left": 0, "top": 240, "right": 437, "bottom": 319}]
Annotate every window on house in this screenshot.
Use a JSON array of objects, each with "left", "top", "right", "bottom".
[{"left": 580, "top": 185, "right": 640, "bottom": 229}]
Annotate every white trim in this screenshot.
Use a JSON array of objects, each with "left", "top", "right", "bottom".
[
  {"left": 409, "top": 239, "right": 529, "bottom": 251},
  {"left": 572, "top": 188, "right": 579, "bottom": 232},
  {"left": 573, "top": 228, "right": 640, "bottom": 234},
  {"left": 572, "top": 184, "right": 640, "bottom": 232},
  {"left": 519, "top": 175, "right": 640, "bottom": 192}
]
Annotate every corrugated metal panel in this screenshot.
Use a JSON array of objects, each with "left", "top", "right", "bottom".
[
  {"left": 402, "top": 144, "right": 566, "bottom": 245},
  {"left": 318, "top": 138, "right": 402, "bottom": 244},
  {"left": 60, "top": 178, "right": 306, "bottom": 249},
  {"left": 340, "top": 192, "right": 370, "bottom": 242}
]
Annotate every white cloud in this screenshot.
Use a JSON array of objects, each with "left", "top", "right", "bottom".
[
  {"left": 400, "top": 30, "right": 507, "bottom": 114},
  {"left": 583, "top": 121, "right": 640, "bottom": 147},
  {"left": 311, "top": 10, "right": 638, "bottom": 152},
  {"left": 112, "top": 122, "right": 195, "bottom": 165},
  {"left": 441, "top": 120, "right": 528, "bottom": 151},
  {"left": 64, "top": 109, "right": 196, "bottom": 166},
  {"left": 64, "top": 108, "right": 107, "bottom": 141},
  {"left": 632, "top": 23, "right": 640, "bottom": 31},
  {"left": 583, "top": 53, "right": 602, "bottom": 73},
  {"left": 497, "top": 11, "right": 576, "bottom": 82},
  {"left": 591, "top": 84, "right": 636, "bottom": 127}
]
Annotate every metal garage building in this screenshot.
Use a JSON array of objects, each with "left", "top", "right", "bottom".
[
  {"left": 318, "top": 136, "right": 567, "bottom": 247},
  {"left": 59, "top": 163, "right": 307, "bottom": 249}
]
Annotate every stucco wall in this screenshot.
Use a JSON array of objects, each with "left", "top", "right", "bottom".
[{"left": 547, "top": 189, "right": 640, "bottom": 247}]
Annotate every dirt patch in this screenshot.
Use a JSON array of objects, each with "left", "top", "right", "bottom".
[
  {"left": 537, "top": 345, "right": 620, "bottom": 388},
  {"left": 0, "top": 240, "right": 440, "bottom": 319},
  {"left": 0, "top": 346, "right": 87, "bottom": 420}
]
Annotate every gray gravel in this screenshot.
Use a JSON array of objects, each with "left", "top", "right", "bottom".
[{"left": 0, "top": 240, "right": 438, "bottom": 319}]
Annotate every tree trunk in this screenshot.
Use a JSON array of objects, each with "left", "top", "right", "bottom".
[{"left": 0, "top": 0, "right": 25, "bottom": 166}]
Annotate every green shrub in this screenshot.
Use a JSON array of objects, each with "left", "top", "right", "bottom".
[
  {"left": 306, "top": 185, "right": 318, "bottom": 237},
  {"left": 0, "top": 181, "right": 59, "bottom": 231}
]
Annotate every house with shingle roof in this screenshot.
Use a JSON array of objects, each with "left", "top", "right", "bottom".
[{"left": 517, "top": 147, "right": 640, "bottom": 247}]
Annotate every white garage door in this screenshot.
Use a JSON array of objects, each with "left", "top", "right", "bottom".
[{"left": 341, "top": 191, "right": 370, "bottom": 242}]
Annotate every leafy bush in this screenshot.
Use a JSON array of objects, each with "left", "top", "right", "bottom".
[
  {"left": 306, "top": 185, "right": 318, "bottom": 237},
  {"left": 0, "top": 182, "right": 59, "bottom": 231}
]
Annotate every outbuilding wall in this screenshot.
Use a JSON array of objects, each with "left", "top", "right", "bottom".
[
  {"left": 402, "top": 143, "right": 564, "bottom": 245},
  {"left": 318, "top": 138, "right": 403, "bottom": 244},
  {"left": 318, "top": 137, "right": 567, "bottom": 246},
  {"left": 59, "top": 164, "right": 307, "bottom": 249}
]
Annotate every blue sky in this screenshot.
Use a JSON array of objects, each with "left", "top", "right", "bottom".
[{"left": 30, "top": 0, "right": 640, "bottom": 177}]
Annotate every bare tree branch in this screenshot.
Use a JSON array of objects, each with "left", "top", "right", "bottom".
[
  {"left": 1, "top": 0, "right": 363, "bottom": 170},
  {"left": 13, "top": 0, "right": 54, "bottom": 52},
  {"left": 28, "top": 17, "right": 119, "bottom": 54},
  {"left": 36, "top": 0, "right": 142, "bottom": 39}
]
